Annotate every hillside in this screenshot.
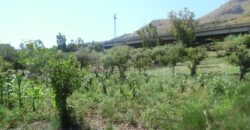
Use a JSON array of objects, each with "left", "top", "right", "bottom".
[
  {"left": 113, "top": 0, "right": 250, "bottom": 41},
  {"left": 112, "top": 19, "right": 171, "bottom": 41},
  {"left": 198, "top": 0, "right": 250, "bottom": 28}
]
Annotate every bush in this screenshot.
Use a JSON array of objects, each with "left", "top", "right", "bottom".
[
  {"left": 47, "top": 57, "right": 82, "bottom": 129},
  {"left": 186, "top": 47, "right": 207, "bottom": 76}
]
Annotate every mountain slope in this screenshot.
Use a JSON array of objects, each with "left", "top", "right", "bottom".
[
  {"left": 198, "top": 0, "right": 250, "bottom": 28},
  {"left": 112, "top": 0, "right": 250, "bottom": 41},
  {"left": 112, "top": 19, "right": 171, "bottom": 41}
]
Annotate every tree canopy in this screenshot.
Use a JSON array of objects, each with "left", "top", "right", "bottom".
[
  {"left": 169, "top": 8, "right": 197, "bottom": 47},
  {"left": 57, "top": 33, "right": 67, "bottom": 52},
  {"left": 0, "top": 44, "right": 17, "bottom": 63},
  {"left": 137, "top": 23, "right": 160, "bottom": 48}
]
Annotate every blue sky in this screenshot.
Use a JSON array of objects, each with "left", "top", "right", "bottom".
[{"left": 0, "top": 0, "right": 229, "bottom": 48}]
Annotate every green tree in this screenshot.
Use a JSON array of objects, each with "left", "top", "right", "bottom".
[
  {"left": 131, "top": 48, "right": 152, "bottom": 74},
  {"left": 66, "top": 37, "right": 85, "bottom": 52},
  {"left": 20, "top": 39, "right": 45, "bottom": 50},
  {"left": 56, "top": 32, "right": 67, "bottom": 52},
  {"left": 186, "top": 47, "right": 206, "bottom": 76},
  {"left": 89, "top": 42, "right": 104, "bottom": 52},
  {"left": 151, "top": 45, "right": 168, "bottom": 65},
  {"left": 103, "top": 54, "right": 115, "bottom": 76},
  {"left": 160, "top": 43, "right": 186, "bottom": 76},
  {"left": 75, "top": 47, "right": 91, "bottom": 69},
  {"left": 221, "top": 35, "right": 250, "bottom": 52},
  {"left": 0, "top": 44, "right": 17, "bottom": 63},
  {"left": 77, "top": 37, "right": 84, "bottom": 45},
  {"left": 169, "top": 8, "right": 197, "bottom": 47},
  {"left": 0, "top": 58, "right": 12, "bottom": 72},
  {"left": 137, "top": 23, "right": 160, "bottom": 48},
  {"left": 243, "top": 35, "right": 250, "bottom": 47},
  {"left": 109, "top": 46, "right": 131, "bottom": 79},
  {"left": 228, "top": 45, "right": 250, "bottom": 80},
  {"left": 222, "top": 35, "right": 250, "bottom": 80},
  {"left": 47, "top": 57, "right": 81, "bottom": 129},
  {"left": 66, "top": 42, "right": 79, "bottom": 52},
  {"left": 18, "top": 40, "right": 51, "bottom": 76}
]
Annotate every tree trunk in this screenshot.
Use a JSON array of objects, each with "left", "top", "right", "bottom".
[
  {"left": 111, "top": 66, "right": 114, "bottom": 74},
  {"left": 118, "top": 66, "right": 125, "bottom": 81},
  {"left": 172, "top": 66, "right": 175, "bottom": 77},
  {"left": 80, "top": 63, "right": 83, "bottom": 70},
  {"left": 56, "top": 95, "right": 71, "bottom": 129},
  {"left": 239, "top": 65, "right": 245, "bottom": 80},
  {"left": 94, "top": 69, "right": 99, "bottom": 78},
  {"left": 102, "top": 84, "right": 107, "bottom": 94},
  {"left": 7, "top": 88, "right": 10, "bottom": 109},
  {"left": 138, "top": 68, "right": 141, "bottom": 74},
  {"left": 61, "top": 99, "right": 70, "bottom": 129},
  {"left": 190, "top": 64, "right": 196, "bottom": 77},
  {"left": 18, "top": 83, "right": 22, "bottom": 108},
  {"left": 0, "top": 88, "right": 3, "bottom": 104},
  {"left": 120, "top": 87, "right": 124, "bottom": 94},
  {"left": 32, "top": 85, "right": 36, "bottom": 112},
  {"left": 104, "top": 70, "right": 109, "bottom": 79}
]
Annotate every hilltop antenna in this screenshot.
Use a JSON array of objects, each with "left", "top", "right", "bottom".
[{"left": 114, "top": 14, "right": 117, "bottom": 38}]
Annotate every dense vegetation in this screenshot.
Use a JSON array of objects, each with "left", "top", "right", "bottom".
[
  {"left": 1, "top": 9, "right": 250, "bottom": 130},
  {"left": 0, "top": 33, "right": 250, "bottom": 129}
]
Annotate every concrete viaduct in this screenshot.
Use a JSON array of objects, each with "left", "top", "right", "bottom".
[{"left": 103, "top": 23, "right": 250, "bottom": 48}]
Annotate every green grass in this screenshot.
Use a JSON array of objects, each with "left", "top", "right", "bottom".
[
  {"left": 1, "top": 52, "right": 250, "bottom": 129},
  {"left": 65, "top": 59, "right": 248, "bottom": 129}
]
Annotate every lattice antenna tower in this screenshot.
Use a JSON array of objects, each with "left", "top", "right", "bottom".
[{"left": 114, "top": 14, "right": 117, "bottom": 38}]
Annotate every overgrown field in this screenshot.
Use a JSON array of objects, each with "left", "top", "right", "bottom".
[
  {"left": 1, "top": 35, "right": 250, "bottom": 129},
  {"left": 1, "top": 53, "right": 250, "bottom": 129}
]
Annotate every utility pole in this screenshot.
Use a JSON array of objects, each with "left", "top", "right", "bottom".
[{"left": 114, "top": 14, "right": 117, "bottom": 38}]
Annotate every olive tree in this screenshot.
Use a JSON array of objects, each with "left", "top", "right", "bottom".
[
  {"left": 131, "top": 48, "right": 152, "bottom": 74},
  {"left": 223, "top": 35, "right": 250, "bottom": 80},
  {"left": 186, "top": 47, "right": 207, "bottom": 76},
  {"left": 47, "top": 57, "right": 81, "bottom": 129},
  {"left": 103, "top": 54, "right": 115, "bottom": 76},
  {"left": 0, "top": 44, "right": 17, "bottom": 63},
  {"left": 243, "top": 35, "right": 250, "bottom": 47},
  {"left": 56, "top": 32, "right": 67, "bottom": 52},
  {"left": 137, "top": 23, "right": 160, "bottom": 48},
  {"left": 228, "top": 45, "right": 250, "bottom": 80},
  {"left": 151, "top": 45, "right": 168, "bottom": 65},
  {"left": 169, "top": 8, "right": 197, "bottom": 47},
  {"left": 75, "top": 47, "right": 91, "bottom": 69},
  {"left": 109, "top": 45, "right": 131, "bottom": 79},
  {"left": 19, "top": 40, "right": 48, "bottom": 76},
  {"left": 89, "top": 42, "right": 104, "bottom": 52},
  {"left": 160, "top": 43, "right": 186, "bottom": 76}
]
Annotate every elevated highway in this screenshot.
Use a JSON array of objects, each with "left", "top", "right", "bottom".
[{"left": 103, "top": 23, "right": 250, "bottom": 48}]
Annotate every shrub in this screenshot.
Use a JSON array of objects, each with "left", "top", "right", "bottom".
[
  {"left": 186, "top": 47, "right": 207, "bottom": 76},
  {"left": 228, "top": 45, "right": 250, "bottom": 80},
  {"left": 47, "top": 57, "right": 82, "bottom": 129}
]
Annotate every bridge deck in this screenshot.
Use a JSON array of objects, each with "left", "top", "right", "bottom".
[{"left": 103, "top": 23, "right": 250, "bottom": 48}]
